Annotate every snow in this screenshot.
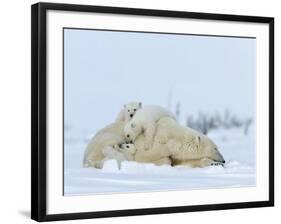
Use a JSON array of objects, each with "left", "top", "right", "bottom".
[{"left": 64, "top": 126, "right": 255, "bottom": 196}]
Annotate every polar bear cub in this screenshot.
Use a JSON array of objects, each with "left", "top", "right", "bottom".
[
  {"left": 83, "top": 132, "right": 125, "bottom": 168},
  {"left": 124, "top": 105, "right": 175, "bottom": 150},
  {"left": 116, "top": 101, "right": 142, "bottom": 123},
  {"left": 102, "top": 143, "right": 136, "bottom": 169}
]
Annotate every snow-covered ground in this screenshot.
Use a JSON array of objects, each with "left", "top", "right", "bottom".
[{"left": 64, "top": 126, "right": 255, "bottom": 196}]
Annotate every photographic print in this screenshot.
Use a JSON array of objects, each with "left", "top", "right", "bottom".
[
  {"left": 31, "top": 2, "right": 274, "bottom": 221},
  {"left": 63, "top": 28, "right": 256, "bottom": 195}
]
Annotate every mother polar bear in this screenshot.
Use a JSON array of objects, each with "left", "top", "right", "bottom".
[{"left": 132, "top": 116, "right": 225, "bottom": 167}]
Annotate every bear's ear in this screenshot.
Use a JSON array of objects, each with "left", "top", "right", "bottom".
[
  {"left": 138, "top": 102, "right": 142, "bottom": 108},
  {"left": 131, "top": 123, "right": 136, "bottom": 128},
  {"left": 194, "top": 136, "right": 201, "bottom": 145}
]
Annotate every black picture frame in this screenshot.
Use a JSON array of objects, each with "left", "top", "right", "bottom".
[{"left": 31, "top": 2, "right": 274, "bottom": 222}]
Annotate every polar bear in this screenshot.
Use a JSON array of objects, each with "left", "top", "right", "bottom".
[
  {"left": 124, "top": 105, "right": 175, "bottom": 150},
  {"left": 83, "top": 118, "right": 127, "bottom": 168},
  {"left": 115, "top": 101, "right": 142, "bottom": 123},
  {"left": 84, "top": 102, "right": 141, "bottom": 169},
  {"left": 102, "top": 143, "right": 136, "bottom": 169},
  {"left": 133, "top": 117, "right": 225, "bottom": 168},
  {"left": 83, "top": 132, "right": 124, "bottom": 168}
]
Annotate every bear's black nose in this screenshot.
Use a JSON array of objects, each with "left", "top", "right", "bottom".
[
  {"left": 130, "top": 114, "right": 133, "bottom": 118},
  {"left": 127, "top": 134, "right": 130, "bottom": 138}
]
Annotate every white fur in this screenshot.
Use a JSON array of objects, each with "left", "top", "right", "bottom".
[
  {"left": 115, "top": 101, "right": 142, "bottom": 123},
  {"left": 102, "top": 143, "right": 136, "bottom": 169},
  {"left": 133, "top": 117, "right": 225, "bottom": 167},
  {"left": 83, "top": 103, "right": 139, "bottom": 169},
  {"left": 124, "top": 105, "right": 175, "bottom": 150},
  {"left": 83, "top": 119, "right": 126, "bottom": 168},
  {"left": 84, "top": 105, "right": 224, "bottom": 169}
]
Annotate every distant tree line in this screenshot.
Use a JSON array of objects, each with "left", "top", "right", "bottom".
[{"left": 174, "top": 103, "right": 253, "bottom": 135}]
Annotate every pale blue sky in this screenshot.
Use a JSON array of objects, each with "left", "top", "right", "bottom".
[{"left": 64, "top": 29, "right": 256, "bottom": 133}]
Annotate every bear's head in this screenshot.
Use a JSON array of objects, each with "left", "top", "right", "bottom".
[
  {"left": 112, "top": 140, "right": 126, "bottom": 151},
  {"left": 124, "top": 121, "right": 142, "bottom": 143},
  {"left": 120, "top": 143, "right": 137, "bottom": 155},
  {"left": 124, "top": 101, "right": 142, "bottom": 121},
  {"left": 195, "top": 135, "right": 225, "bottom": 164}
]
